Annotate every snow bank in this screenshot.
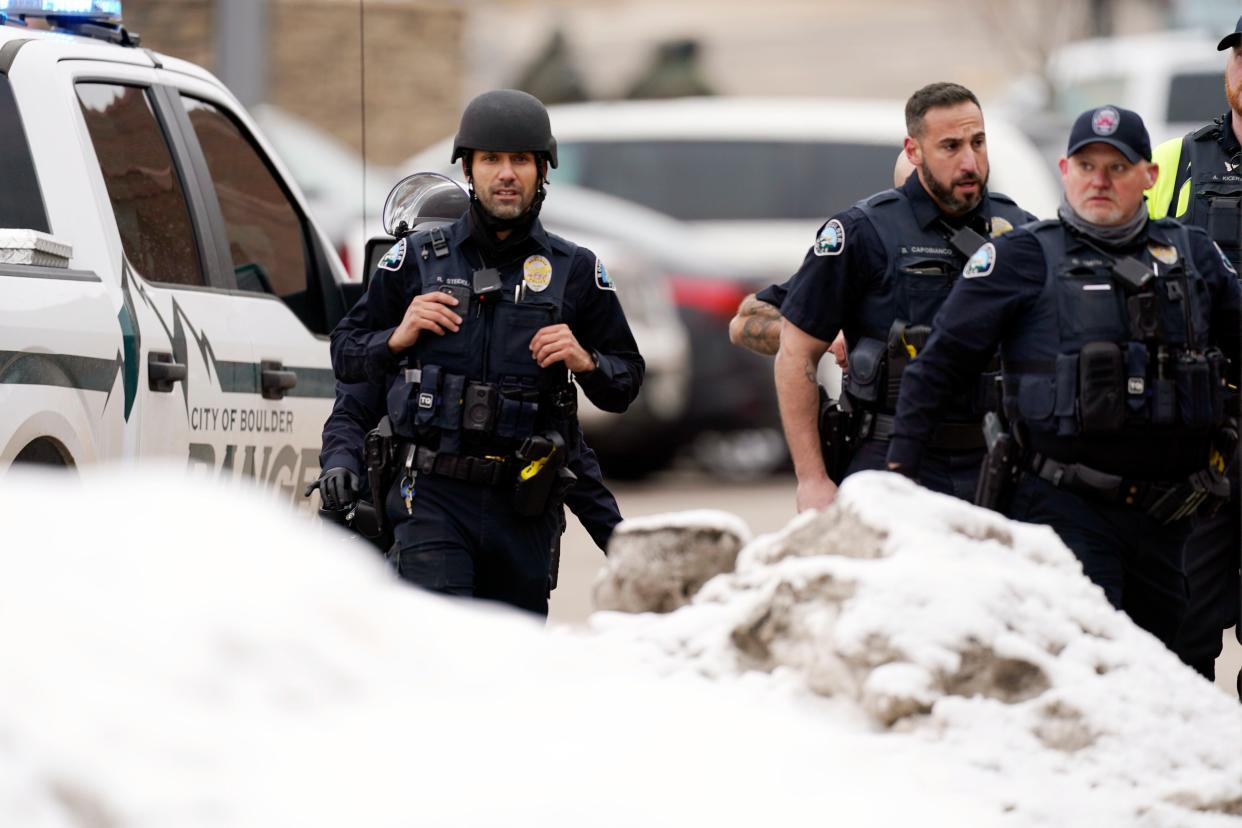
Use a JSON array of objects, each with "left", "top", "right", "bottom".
[
  {"left": 0, "top": 465, "right": 1238, "bottom": 827},
  {"left": 590, "top": 471, "right": 1242, "bottom": 824}
]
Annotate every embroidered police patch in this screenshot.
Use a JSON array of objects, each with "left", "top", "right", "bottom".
[
  {"left": 1214, "top": 242, "right": 1238, "bottom": 275},
  {"left": 814, "top": 219, "right": 845, "bottom": 257},
  {"left": 963, "top": 242, "right": 996, "bottom": 278},
  {"left": 1147, "top": 243, "right": 1178, "bottom": 266},
  {"left": 1092, "top": 107, "right": 1120, "bottom": 136},
  {"left": 594, "top": 257, "right": 616, "bottom": 291},
  {"left": 378, "top": 238, "right": 406, "bottom": 271},
  {"left": 990, "top": 216, "right": 1014, "bottom": 237}
]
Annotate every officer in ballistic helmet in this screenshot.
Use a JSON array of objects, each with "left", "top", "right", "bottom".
[
  {"left": 310, "top": 172, "right": 625, "bottom": 564},
  {"left": 330, "top": 91, "right": 644, "bottom": 616}
]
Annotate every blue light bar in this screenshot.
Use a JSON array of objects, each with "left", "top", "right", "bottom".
[{"left": 0, "top": 1, "right": 123, "bottom": 22}]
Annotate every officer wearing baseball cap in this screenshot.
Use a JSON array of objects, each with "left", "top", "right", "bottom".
[
  {"left": 1144, "top": 15, "right": 1242, "bottom": 684},
  {"left": 888, "top": 106, "right": 1242, "bottom": 652},
  {"left": 329, "top": 91, "right": 644, "bottom": 616}
]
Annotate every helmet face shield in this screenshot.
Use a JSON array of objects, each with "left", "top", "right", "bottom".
[{"left": 382, "top": 172, "right": 470, "bottom": 237}]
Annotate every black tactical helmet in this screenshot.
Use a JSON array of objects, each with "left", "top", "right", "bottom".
[{"left": 450, "top": 89, "right": 558, "bottom": 169}]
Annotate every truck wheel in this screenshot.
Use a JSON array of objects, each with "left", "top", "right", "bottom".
[{"left": 14, "top": 438, "right": 73, "bottom": 467}]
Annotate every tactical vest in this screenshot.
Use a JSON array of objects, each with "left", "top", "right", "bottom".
[
  {"left": 843, "top": 188, "right": 1031, "bottom": 416},
  {"left": 1002, "top": 219, "right": 1226, "bottom": 443},
  {"left": 385, "top": 225, "right": 579, "bottom": 456},
  {"left": 1178, "top": 122, "right": 1242, "bottom": 271}
]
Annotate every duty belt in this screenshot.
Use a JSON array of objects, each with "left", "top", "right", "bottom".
[
  {"left": 414, "top": 446, "right": 509, "bottom": 486},
  {"left": 867, "top": 413, "right": 986, "bottom": 452},
  {"left": 1027, "top": 454, "right": 1228, "bottom": 524}
]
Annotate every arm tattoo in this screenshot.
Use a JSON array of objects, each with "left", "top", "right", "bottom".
[
  {"left": 802, "top": 357, "right": 818, "bottom": 385},
  {"left": 737, "top": 296, "right": 782, "bottom": 355}
]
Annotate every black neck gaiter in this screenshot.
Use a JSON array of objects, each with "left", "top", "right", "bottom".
[{"left": 467, "top": 184, "right": 546, "bottom": 261}]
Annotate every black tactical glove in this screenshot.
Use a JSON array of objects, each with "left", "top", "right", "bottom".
[{"left": 303, "top": 467, "right": 361, "bottom": 511}]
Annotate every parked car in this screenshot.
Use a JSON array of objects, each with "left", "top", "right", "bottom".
[
  {"left": 998, "top": 30, "right": 1229, "bottom": 158},
  {"left": 0, "top": 2, "right": 351, "bottom": 511}
]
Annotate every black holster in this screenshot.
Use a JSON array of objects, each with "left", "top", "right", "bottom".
[
  {"left": 974, "top": 411, "right": 1018, "bottom": 511},
  {"left": 820, "top": 391, "right": 863, "bottom": 484},
  {"left": 361, "top": 417, "right": 394, "bottom": 545}
]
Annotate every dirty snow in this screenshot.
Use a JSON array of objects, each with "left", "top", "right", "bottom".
[{"left": 0, "top": 466, "right": 1238, "bottom": 826}]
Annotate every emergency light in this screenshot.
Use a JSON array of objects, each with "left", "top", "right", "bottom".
[{"left": 0, "top": 1, "right": 123, "bottom": 23}]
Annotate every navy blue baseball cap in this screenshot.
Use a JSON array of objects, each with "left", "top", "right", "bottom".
[
  {"left": 1066, "top": 105, "right": 1151, "bottom": 164},
  {"left": 1218, "top": 15, "right": 1242, "bottom": 51}
]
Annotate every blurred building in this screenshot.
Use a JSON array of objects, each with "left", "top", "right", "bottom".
[{"left": 121, "top": 0, "right": 465, "bottom": 165}]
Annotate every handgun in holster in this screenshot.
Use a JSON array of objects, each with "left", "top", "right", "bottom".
[
  {"left": 819, "top": 389, "right": 861, "bottom": 485},
  {"left": 361, "top": 416, "right": 394, "bottom": 540},
  {"left": 513, "top": 430, "right": 568, "bottom": 517},
  {"left": 974, "top": 410, "right": 1018, "bottom": 511}
]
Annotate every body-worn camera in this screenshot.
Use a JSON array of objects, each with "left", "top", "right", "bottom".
[{"left": 463, "top": 381, "right": 498, "bottom": 432}]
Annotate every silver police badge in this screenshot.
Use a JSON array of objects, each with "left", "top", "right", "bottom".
[
  {"left": 814, "top": 219, "right": 845, "bottom": 257},
  {"left": 963, "top": 242, "right": 996, "bottom": 278}
]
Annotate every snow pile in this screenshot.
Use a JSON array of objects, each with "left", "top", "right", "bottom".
[
  {"left": 593, "top": 509, "right": 750, "bottom": 613},
  {"left": 590, "top": 471, "right": 1242, "bottom": 823},
  {"left": 0, "top": 465, "right": 1239, "bottom": 827}
]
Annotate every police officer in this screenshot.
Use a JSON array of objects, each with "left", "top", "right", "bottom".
[
  {"left": 310, "top": 175, "right": 624, "bottom": 558},
  {"left": 1144, "top": 16, "right": 1242, "bottom": 680},
  {"left": 775, "top": 83, "right": 1035, "bottom": 512},
  {"left": 329, "top": 90, "right": 644, "bottom": 616},
  {"left": 887, "top": 106, "right": 1242, "bottom": 649}
]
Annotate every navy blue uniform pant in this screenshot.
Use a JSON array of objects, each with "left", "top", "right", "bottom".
[
  {"left": 388, "top": 475, "right": 556, "bottom": 617},
  {"left": 1007, "top": 474, "right": 1190, "bottom": 648},
  {"left": 849, "top": 438, "right": 983, "bottom": 502},
  {"left": 1174, "top": 496, "right": 1241, "bottom": 680}
]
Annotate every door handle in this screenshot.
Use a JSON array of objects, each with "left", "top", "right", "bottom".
[
  {"left": 260, "top": 360, "right": 297, "bottom": 400},
  {"left": 148, "top": 351, "right": 187, "bottom": 392}
]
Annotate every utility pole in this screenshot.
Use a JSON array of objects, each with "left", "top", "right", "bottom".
[{"left": 214, "top": 0, "right": 268, "bottom": 106}]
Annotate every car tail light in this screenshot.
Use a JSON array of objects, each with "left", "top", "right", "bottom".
[
  {"left": 668, "top": 275, "right": 750, "bottom": 320},
  {"left": 337, "top": 241, "right": 352, "bottom": 277}
]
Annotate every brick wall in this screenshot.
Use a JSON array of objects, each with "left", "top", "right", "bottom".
[{"left": 119, "top": 0, "right": 464, "bottom": 165}]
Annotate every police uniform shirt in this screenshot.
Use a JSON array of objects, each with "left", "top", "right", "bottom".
[
  {"left": 330, "top": 211, "right": 644, "bottom": 415},
  {"left": 887, "top": 223, "right": 1242, "bottom": 478},
  {"left": 755, "top": 280, "right": 788, "bottom": 309},
  {"left": 778, "top": 172, "right": 1034, "bottom": 346}
]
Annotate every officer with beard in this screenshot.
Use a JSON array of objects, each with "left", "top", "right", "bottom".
[
  {"left": 330, "top": 90, "right": 644, "bottom": 616},
  {"left": 775, "top": 82, "right": 1036, "bottom": 512}
]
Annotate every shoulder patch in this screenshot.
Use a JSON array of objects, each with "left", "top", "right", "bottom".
[
  {"left": 594, "top": 257, "right": 616, "bottom": 291},
  {"left": 1214, "top": 242, "right": 1238, "bottom": 276},
  {"left": 963, "top": 242, "right": 996, "bottom": 278},
  {"left": 814, "top": 219, "right": 846, "bottom": 257},
  {"left": 378, "top": 237, "right": 406, "bottom": 272}
]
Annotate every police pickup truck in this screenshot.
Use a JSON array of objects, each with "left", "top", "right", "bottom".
[{"left": 1, "top": 1, "right": 353, "bottom": 510}]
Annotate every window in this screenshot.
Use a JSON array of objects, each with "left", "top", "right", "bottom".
[
  {"left": 556, "top": 140, "right": 897, "bottom": 221},
  {"left": 0, "top": 76, "right": 49, "bottom": 233},
  {"left": 76, "top": 83, "right": 205, "bottom": 286},
  {"left": 179, "top": 97, "right": 312, "bottom": 309},
  {"left": 1166, "top": 72, "right": 1226, "bottom": 124}
]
